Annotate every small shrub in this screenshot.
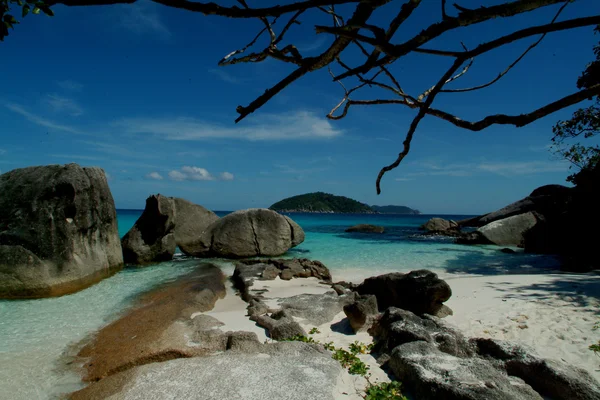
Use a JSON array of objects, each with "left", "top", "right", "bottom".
[
  {"left": 349, "top": 341, "right": 371, "bottom": 355},
  {"left": 282, "top": 335, "right": 315, "bottom": 343},
  {"left": 309, "top": 327, "right": 321, "bottom": 335},
  {"left": 364, "top": 381, "right": 407, "bottom": 400}
]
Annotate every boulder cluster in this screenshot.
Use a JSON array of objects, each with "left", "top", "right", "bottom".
[{"left": 0, "top": 164, "right": 305, "bottom": 298}]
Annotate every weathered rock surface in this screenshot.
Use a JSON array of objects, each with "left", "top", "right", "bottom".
[
  {"left": 189, "top": 208, "right": 305, "bottom": 258},
  {"left": 278, "top": 291, "right": 357, "bottom": 326},
  {"left": 421, "top": 217, "right": 458, "bottom": 232},
  {"left": 0, "top": 164, "right": 123, "bottom": 298},
  {"left": 477, "top": 212, "right": 538, "bottom": 247},
  {"left": 345, "top": 224, "right": 385, "bottom": 233},
  {"left": 121, "top": 194, "right": 177, "bottom": 264},
  {"left": 233, "top": 258, "right": 332, "bottom": 301},
  {"left": 76, "top": 262, "right": 226, "bottom": 382},
  {"left": 71, "top": 342, "right": 354, "bottom": 400},
  {"left": 171, "top": 197, "right": 219, "bottom": 255},
  {"left": 473, "top": 338, "right": 600, "bottom": 400},
  {"left": 372, "top": 308, "right": 600, "bottom": 400},
  {"left": 370, "top": 308, "right": 474, "bottom": 358},
  {"left": 356, "top": 270, "right": 452, "bottom": 316},
  {"left": 343, "top": 294, "right": 379, "bottom": 332},
  {"left": 121, "top": 194, "right": 218, "bottom": 264},
  {"left": 458, "top": 184, "right": 573, "bottom": 228},
  {"left": 255, "top": 309, "right": 307, "bottom": 340},
  {"left": 390, "top": 341, "right": 543, "bottom": 400}
]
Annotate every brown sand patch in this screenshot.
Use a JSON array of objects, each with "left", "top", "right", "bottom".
[{"left": 76, "top": 263, "right": 226, "bottom": 383}]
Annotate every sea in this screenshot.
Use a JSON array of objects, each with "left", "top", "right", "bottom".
[{"left": 0, "top": 210, "right": 562, "bottom": 399}]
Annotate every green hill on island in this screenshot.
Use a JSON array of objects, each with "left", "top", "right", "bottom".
[
  {"left": 269, "top": 192, "right": 420, "bottom": 214},
  {"left": 371, "top": 205, "right": 421, "bottom": 214},
  {"left": 269, "top": 192, "right": 372, "bottom": 213}
]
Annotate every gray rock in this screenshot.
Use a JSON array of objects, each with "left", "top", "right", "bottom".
[
  {"left": 390, "top": 341, "right": 543, "bottom": 400},
  {"left": 280, "top": 269, "right": 294, "bottom": 280},
  {"left": 171, "top": 197, "right": 219, "bottom": 256},
  {"left": 435, "top": 304, "right": 454, "bottom": 318},
  {"left": 357, "top": 269, "right": 452, "bottom": 316},
  {"left": 255, "top": 310, "right": 307, "bottom": 340},
  {"left": 226, "top": 331, "right": 262, "bottom": 353},
  {"left": 370, "top": 308, "right": 474, "bottom": 358},
  {"left": 195, "top": 209, "right": 305, "bottom": 258},
  {"left": 71, "top": 342, "right": 350, "bottom": 400},
  {"left": 284, "top": 215, "right": 306, "bottom": 247},
  {"left": 0, "top": 164, "right": 123, "bottom": 298},
  {"left": 122, "top": 195, "right": 219, "bottom": 264},
  {"left": 121, "top": 194, "right": 177, "bottom": 264},
  {"left": 345, "top": 224, "right": 385, "bottom": 233},
  {"left": 343, "top": 294, "right": 379, "bottom": 332},
  {"left": 421, "top": 218, "right": 458, "bottom": 232},
  {"left": 477, "top": 212, "right": 538, "bottom": 247},
  {"left": 280, "top": 291, "right": 357, "bottom": 326},
  {"left": 262, "top": 265, "right": 280, "bottom": 280},
  {"left": 473, "top": 338, "right": 600, "bottom": 400}
]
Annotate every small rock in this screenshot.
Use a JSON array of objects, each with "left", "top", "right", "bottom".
[
  {"left": 280, "top": 269, "right": 293, "bottom": 281},
  {"left": 345, "top": 224, "right": 385, "bottom": 233},
  {"left": 261, "top": 265, "right": 280, "bottom": 280},
  {"left": 343, "top": 294, "right": 379, "bottom": 332}
]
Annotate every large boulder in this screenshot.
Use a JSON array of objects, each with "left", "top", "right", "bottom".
[
  {"left": 172, "top": 197, "right": 219, "bottom": 254},
  {"left": 459, "top": 184, "right": 573, "bottom": 228},
  {"left": 356, "top": 270, "right": 452, "bottom": 316},
  {"left": 121, "top": 194, "right": 177, "bottom": 264},
  {"left": 389, "top": 341, "right": 543, "bottom": 400},
  {"left": 188, "top": 209, "right": 305, "bottom": 258},
  {"left": 0, "top": 164, "right": 123, "bottom": 298},
  {"left": 476, "top": 212, "right": 539, "bottom": 247},
  {"left": 121, "top": 195, "right": 219, "bottom": 264}
]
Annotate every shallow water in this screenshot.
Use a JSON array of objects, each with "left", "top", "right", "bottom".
[{"left": 0, "top": 210, "right": 561, "bottom": 399}]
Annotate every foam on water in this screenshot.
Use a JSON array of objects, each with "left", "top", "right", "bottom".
[{"left": 0, "top": 210, "right": 561, "bottom": 399}]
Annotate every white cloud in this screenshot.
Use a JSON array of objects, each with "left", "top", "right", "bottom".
[
  {"left": 105, "top": 172, "right": 112, "bottom": 181},
  {"left": 0, "top": 148, "right": 6, "bottom": 155},
  {"left": 405, "top": 159, "right": 569, "bottom": 178},
  {"left": 220, "top": 171, "right": 234, "bottom": 181},
  {"left": 168, "top": 170, "right": 187, "bottom": 181},
  {"left": 120, "top": 1, "right": 171, "bottom": 38},
  {"left": 114, "top": 110, "right": 343, "bottom": 141},
  {"left": 5, "top": 103, "right": 82, "bottom": 134},
  {"left": 146, "top": 172, "right": 164, "bottom": 180},
  {"left": 57, "top": 80, "right": 83, "bottom": 92},
  {"left": 44, "top": 94, "right": 84, "bottom": 116},
  {"left": 477, "top": 161, "right": 569, "bottom": 176},
  {"left": 167, "top": 166, "right": 234, "bottom": 182}
]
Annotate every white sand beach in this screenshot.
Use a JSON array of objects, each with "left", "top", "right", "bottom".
[{"left": 443, "top": 273, "right": 600, "bottom": 381}]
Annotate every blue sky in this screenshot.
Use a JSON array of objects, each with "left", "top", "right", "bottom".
[{"left": 0, "top": 0, "right": 598, "bottom": 214}]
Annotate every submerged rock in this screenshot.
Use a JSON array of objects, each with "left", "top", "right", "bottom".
[
  {"left": 121, "top": 194, "right": 218, "bottom": 264},
  {"left": 0, "top": 164, "right": 123, "bottom": 298},
  {"left": 188, "top": 208, "right": 305, "bottom": 258},
  {"left": 356, "top": 270, "right": 452, "bottom": 316},
  {"left": 345, "top": 224, "right": 385, "bottom": 233}
]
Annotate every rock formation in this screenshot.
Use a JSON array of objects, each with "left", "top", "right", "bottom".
[
  {"left": 187, "top": 208, "right": 305, "bottom": 258},
  {"left": 0, "top": 164, "right": 123, "bottom": 298},
  {"left": 356, "top": 270, "right": 452, "bottom": 317},
  {"left": 121, "top": 194, "right": 218, "bottom": 264}
]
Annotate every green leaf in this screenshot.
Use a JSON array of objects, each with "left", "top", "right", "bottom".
[
  {"left": 32, "top": 6, "right": 40, "bottom": 14},
  {"left": 22, "top": 4, "right": 30, "bottom": 17},
  {"left": 38, "top": 4, "right": 53, "bottom": 16}
]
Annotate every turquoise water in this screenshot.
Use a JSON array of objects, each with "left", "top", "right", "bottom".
[{"left": 0, "top": 210, "right": 561, "bottom": 399}]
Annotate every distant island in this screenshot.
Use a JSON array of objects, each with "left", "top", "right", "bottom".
[
  {"left": 371, "top": 205, "right": 421, "bottom": 215},
  {"left": 269, "top": 192, "right": 420, "bottom": 214}
]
